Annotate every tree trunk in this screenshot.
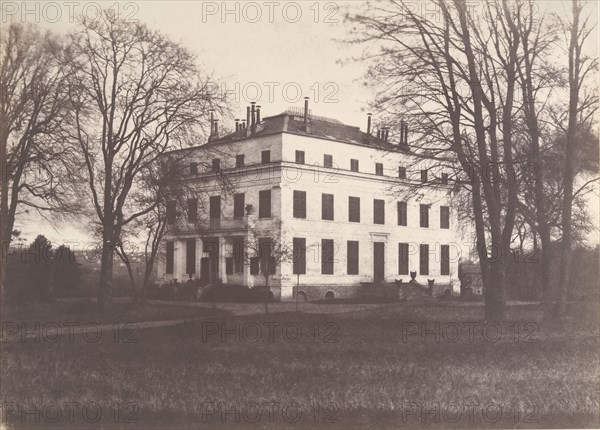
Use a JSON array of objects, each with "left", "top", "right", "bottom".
[
  {"left": 558, "top": 0, "right": 581, "bottom": 317},
  {"left": 98, "top": 228, "right": 114, "bottom": 309},
  {"left": 0, "top": 130, "right": 8, "bottom": 309},
  {"left": 264, "top": 275, "right": 269, "bottom": 314},
  {"left": 485, "top": 261, "right": 506, "bottom": 322}
]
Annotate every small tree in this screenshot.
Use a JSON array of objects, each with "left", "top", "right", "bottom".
[
  {"left": 244, "top": 228, "right": 293, "bottom": 314},
  {"left": 51, "top": 245, "right": 81, "bottom": 296}
]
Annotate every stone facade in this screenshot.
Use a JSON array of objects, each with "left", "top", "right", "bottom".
[{"left": 157, "top": 106, "right": 461, "bottom": 301}]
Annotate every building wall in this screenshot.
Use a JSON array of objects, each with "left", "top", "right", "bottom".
[
  {"left": 157, "top": 131, "right": 460, "bottom": 301},
  {"left": 278, "top": 133, "right": 459, "bottom": 300}
]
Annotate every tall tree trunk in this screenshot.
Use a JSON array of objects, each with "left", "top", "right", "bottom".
[
  {"left": 558, "top": 0, "right": 581, "bottom": 317},
  {"left": 0, "top": 130, "right": 8, "bottom": 308},
  {"left": 98, "top": 226, "right": 114, "bottom": 309},
  {"left": 264, "top": 275, "right": 270, "bottom": 314}
]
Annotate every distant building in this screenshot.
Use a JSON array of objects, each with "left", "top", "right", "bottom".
[{"left": 157, "top": 100, "right": 460, "bottom": 301}]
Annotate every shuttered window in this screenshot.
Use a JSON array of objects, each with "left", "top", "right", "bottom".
[
  {"left": 259, "top": 190, "right": 271, "bottom": 218},
  {"left": 322, "top": 239, "right": 334, "bottom": 274},
  {"left": 374, "top": 199, "right": 385, "bottom": 224},
  {"left": 347, "top": 241, "right": 359, "bottom": 275},
  {"left": 293, "top": 237, "right": 306, "bottom": 275},
  {"left": 420, "top": 244, "right": 429, "bottom": 275},
  {"left": 234, "top": 193, "right": 245, "bottom": 219},
  {"left": 293, "top": 191, "right": 306, "bottom": 219},
  {"left": 349, "top": 197, "right": 360, "bottom": 223},
  {"left": 322, "top": 194, "right": 334, "bottom": 220},
  {"left": 397, "top": 202, "right": 407, "bottom": 226}
]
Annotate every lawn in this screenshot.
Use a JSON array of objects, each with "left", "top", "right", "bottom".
[{"left": 1, "top": 301, "right": 598, "bottom": 429}]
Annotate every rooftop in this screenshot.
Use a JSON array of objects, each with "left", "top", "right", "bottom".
[{"left": 206, "top": 108, "right": 409, "bottom": 152}]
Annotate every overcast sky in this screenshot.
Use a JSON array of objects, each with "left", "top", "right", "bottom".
[{"left": 3, "top": 0, "right": 598, "bottom": 247}]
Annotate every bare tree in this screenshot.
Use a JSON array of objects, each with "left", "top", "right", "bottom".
[
  {"left": 557, "top": 0, "right": 598, "bottom": 316},
  {"left": 66, "top": 10, "right": 224, "bottom": 308},
  {"left": 0, "top": 24, "right": 81, "bottom": 305},
  {"left": 244, "top": 224, "right": 294, "bottom": 314},
  {"left": 115, "top": 144, "right": 233, "bottom": 304},
  {"left": 346, "top": 0, "right": 552, "bottom": 321}
]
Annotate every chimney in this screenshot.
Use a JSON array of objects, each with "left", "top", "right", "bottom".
[
  {"left": 251, "top": 102, "right": 256, "bottom": 128},
  {"left": 256, "top": 105, "right": 261, "bottom": 123},
  {"left": 377, "top": 129, "right": 381, "bottom": 139},
  {"left": 209, "top": 110, "right": 215, "bottom": 138},
  {"left": 246, "top": 106, "right": 251, "bottom": 130},
  {"left": 235, "top": 119, "right": 240, "bottom": 131},
  {"left": 400, "top": 120, "right": 405, "bottom": 145},
  {"left": 366, "top": 113, "right": 372, "bottom": 135},
  {"left": 404, "top": 123, "right": 409, "bottom": 145},
  {"left": 241, "top": 119, "right": 246, "bottom": 129},
  {"left": 385, "top": 128, "right": 390, "bottom": 142},
  {"left": 303, "top": 97, "right": 309, "bottom": 131},
  {"left": 213, "top": 119, "right": 219, "bottom": 137}
]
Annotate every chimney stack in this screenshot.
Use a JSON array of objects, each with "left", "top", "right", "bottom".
[
  {"left": 241, "top": 119, "right": 246, "bottom": 129},
  {"left": 400, "top": 120, "right": 405, "bottom": 145},
  {"left": 256, "top": 105, "right": 261, "bottom": 124},
  {"left": 251, "top": 102, "right": 256, "bottom": 128},
  {"left": 209, "top": 110, "right": 215, "bottom": 138},
  {"left": 366, "top": 113, "right": 372, "bottom": 135},
  {"left": 303, "top": 97, "right": 309, "bottom": 131},
  {"left": 403, "top": 123, "right": 409, "bottom": 145},
  {"left": 213, "top": 119, "right": 219, "bottom": 137},
  {"left": 246, "top": 106, "right": 251, "bottom": 130},
  {"left": 235, "top": 119, "right": 240, "bottom": 131},
  {"left": 377, "top": 129, "right": 381, "bottom": 139}
]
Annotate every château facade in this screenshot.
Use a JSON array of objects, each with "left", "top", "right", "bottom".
[{"left": 157, "top": 100, "right": 460, "bottom": 301}]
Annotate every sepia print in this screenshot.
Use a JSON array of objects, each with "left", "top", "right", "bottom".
[{"left": 0, "top": 1, "right": 598, "bottom": 429}]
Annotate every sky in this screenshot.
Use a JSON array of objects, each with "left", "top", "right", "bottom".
[{"left": 2, "top": 0, "right": 598, "bottom": 247}]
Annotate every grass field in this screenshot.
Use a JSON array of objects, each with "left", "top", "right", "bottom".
[{"left": 1, "top": 301, "right": 598, "bottom": 429}]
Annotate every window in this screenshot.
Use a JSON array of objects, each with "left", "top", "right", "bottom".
[
  {"left": 374, "top": 199, "right": 385, "bottom": 225},
  {"left": 236, "top": 154, "right": 245, "bottom": 168},
  {"left": 187, "top": 198, "right": 197, "bottom": 223},
  {"left": 324, "top": 154, "right": 333, "bottom": 168},
  {"left": 293, "top": 237, "right": 306, "bottom": 275},
  {"left": 349, "top": 197, "right": 360, "bottom": 223},
  {"left": 347, "top": 241, "right": 359, "bottom": 275},
  {"left": 259, "top": 190, "right": 271, "bottom": 218},
  {"left": 250, "top": 257, "right": 259, "bottom": 275},
  {"left": 441, "top": 244, "right": 450, "bottom": 275},
  {"left": 397, "top": 202, "right": 407, "bottom": 226},
  {"left": 212, "top": 158, "right": 220, "bottom": 172},
  {"left": 322, "top": 239, "right": 334, "bottom": 274},
  {"left": 398, "top": 243, "right": 409, "bottom": 275},
  {"left": 420, "top": 204, "right": 429, "bottom": 228},
  {"left": 209, "top": 196, "right": 221, "bottom": 220},
  {"left": 186, "top": 238, "right": 196, "bottom": 274},
  {"left": 233, "top": 193, "right": 245, "bottom": 219},
  {"left": 398, "top": 166, "right": 406, "bottom": 179},
  {"left": 420, "top": 244, "right": 429, "bottom": 275},
  {"left": 258, "top": 238, "right": 276, "bottom": 275},
  {"left": 322, "top": 193, "right": 334, "bottom": 220},
  {"left": 421, "top": 169, "right": 428, "bottom": 183},
  {"left": 293, "top": 190, "right": 306, "bottom": 219},
  {"left": 190, "top": 162, "right": 198, "bottom": 175},
  {"left": 350, "top": 159, "right": 359, "bottom": 172},
  {"left": 295, "top": 150, "right": 305, "bottom": 164},
  {"left": 261, "top": 150, "right": 270, "bottom": 164},
  {"left": 441, "top": 173, "right": 449, "bottom": 185},
  {"left": 166, "top": 241, "right": 174, "bottom": 274},
  {"left": 375, "top": 163, "right": 384, "bottom": 176},
  {"left": 440, "top": 206, "right": 450, "bottom": 229},
  {"left": 166, "top": 201, "right": 176, "bottom": 225},
  {"left": 233, "top": 237, "right": 244, "bottom": 273}
]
